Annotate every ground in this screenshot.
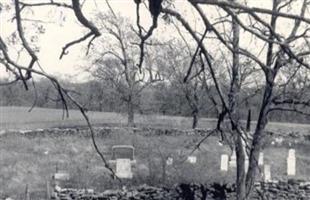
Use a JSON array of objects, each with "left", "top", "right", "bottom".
[{"left": 0, "top": 106, "right": 310, "bottom": 199}]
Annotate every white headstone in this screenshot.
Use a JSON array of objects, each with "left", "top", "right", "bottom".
[
  {"left": 54, "top": 172, "right": 69, "bottom": 181},
  {"left": 258, "top": 152, "right": 264, "bottom": 166},
  {"left": 264, "top": 165, "right": 271, "bottom": 182},
  {"left": 287, "top": 149, "right": 296, "bottom": 176},
  {"left": 220, "top": 154, "right": 229, "bottom": 171},
  {"left": 187, "top": 156, "right": 197, "bottom": 164},
  {"left": 245, "top": 158, "right": 249, "bottom": 173},
  {"left": 166, "top": 157, "right": 173, "bottom": 165},
  {"left": 229, "top": 150, "right": 237, "bottom": 168},
  {"left": 116, "top": 159, "right": 133, "bottom": 179}
]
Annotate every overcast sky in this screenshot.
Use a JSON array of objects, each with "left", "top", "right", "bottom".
[{"left": 1, "top": 0, "right": 305, "bottom": 82}]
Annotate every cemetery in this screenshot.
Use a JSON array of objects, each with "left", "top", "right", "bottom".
[
  {"left": 0, "top": 126, "right": 310, "bottom": 199},
  {"left": 2, "top": 0, "right": 310, "bottom": 199}
]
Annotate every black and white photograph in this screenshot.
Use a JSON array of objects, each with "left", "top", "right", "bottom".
[{"left": 1, "top": 0, "right": 310, "bottom": 199}]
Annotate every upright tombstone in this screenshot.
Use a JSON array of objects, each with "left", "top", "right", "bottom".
[
  {"left": 287, "top": 149, "right": 296, "bottom": 176},
  {"left": 111, "top": 145, "right": 135, "bottom": 161},
  {"left": 258, "top": 152, "right": 264, "bottom": 166},
  {"left": 245, "top": 158, "right": 249, "bottom": 173},
  {"left": 229, "top": 150, "right": 237, "bottom": 168},
  {"left": 220, "top": 154, "right": 229, "bottom": 171},
  {"left": 264, "top": 165, "right": 271, "bottom": 182},
  {"left": 53, "top": 171, "right": 69, "bottom": 187},
  {"left": 116, "top": 159, "right": 133, "bottom": 179}
]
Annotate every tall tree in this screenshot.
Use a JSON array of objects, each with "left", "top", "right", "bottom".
[{"left": 88, "top": 14, "right": 162, "bottom": 126}]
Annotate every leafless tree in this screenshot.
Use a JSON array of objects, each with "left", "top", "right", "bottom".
[
  {"left": 88, "top": 14, "right": 162, "bottom": 126},
  {"left": 1, "top": 1, "right": 310, "bottom": 199},
  {"left": 161, "top": 0, "right": 310, "bottom": 199}
]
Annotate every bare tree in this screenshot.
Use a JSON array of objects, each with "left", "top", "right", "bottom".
[
  {"left": 161, "top": 41, "right": 209, "bottom": 129},
  {"left": 1, "top": 1, "right": 310, "bottom": 199},
  {"left": 161, "top": 0, "right": 310, "bottom": 199},
  {"left": 88, "top": 14, "right": 162, "bottom": 126}
]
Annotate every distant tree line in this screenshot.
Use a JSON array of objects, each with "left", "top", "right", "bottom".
[{"left": 1, "top": 78, "right": 309, "bottom": 124}]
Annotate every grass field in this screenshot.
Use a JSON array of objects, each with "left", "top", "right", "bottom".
[
  {"left": 1, "top": 106, "right": 310, "bottom": 134},
  {"left": 0, "top": 106, "right": 310, "bottom": 199},
  {"left": 1, "top": 130, "right": 310, "bottom": 199}
]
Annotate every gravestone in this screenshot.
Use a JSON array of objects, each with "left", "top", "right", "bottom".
[
  {"left": 111, "top": 145, "right": 135, "bottom": 161},
  {"left": 166, "top": 157, "right": 173, "bottom": 165},
  {"left": 53, "top": 171, "right": 70, "bottom": 188},
  {"left": 287, "top": 149, "right": 296, "bottom": 176},
  {"left": 220, "top": 154, "right": 229, "bottom": 171},
  {"left": 258, "top": 152, "right": 264, "bottom": 166},
  {"left": 264, "top": 164, "right": 271, "bottom": 182},
  {"left": 116, "top": 159, "right": 133, "bottom": 179},
  {"left": 229, "top": 150, "right": 237, "bottom": 168},
  {"left": 245, "top": 158, "right": 249, "bottom": 173},
  {"left": 187, "top": 156, "right": 197, "bottom": 164}
]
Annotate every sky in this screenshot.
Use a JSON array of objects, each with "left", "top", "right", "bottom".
[
  {"left": 2, "top": 0, "right": 175, "bottom": 82},
  {"left": 1, "top": 0, "right": 306, "bottom": 82}
]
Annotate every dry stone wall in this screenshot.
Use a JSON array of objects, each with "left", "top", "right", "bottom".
[{"left": 52, "top": 181, "right": 310, "bottom": 200}]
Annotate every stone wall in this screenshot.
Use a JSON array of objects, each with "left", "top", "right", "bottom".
[
  {"left": 52, "top": 181, "right": 310, "bottom": 200},
  {"left": 2, "top": 126, "right": 310, "bottom": 142},
  {"left": 1, "top": 127, "right": 214, "bottom": 138}
]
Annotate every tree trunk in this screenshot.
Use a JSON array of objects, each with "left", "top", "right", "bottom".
[
  {"left": 246, "top": 109, "right": 251, "bottom": 132},
  {"left": 236, "top": 134, "right": 247, "bottom": 200},
  {"left": 192, "top": 110, "right": 198, "bottom": 129},
  {"left": 245, "top": 76, "right": 275, "bottom": 194},
  {"left": 127, "top": 100, "right": 135, "bottom": 127}
]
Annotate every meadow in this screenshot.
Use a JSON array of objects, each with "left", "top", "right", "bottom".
[
  {"left": 1, "top": 106, "right": 310, "bottom": 134},
  {"left": 0, "top": 106, "right": 310, "bottom": 199}
]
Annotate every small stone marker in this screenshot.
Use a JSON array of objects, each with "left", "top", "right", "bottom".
[
  {"left": 54, "top": 172, "right": 69, "bottom": 181},
  {"left": 166, "top": 157, "right": 173, "bottom": 165},
  {"left": 187, "top": 156, "right": 197, "bottom": 164},
  {"left": 229, "top": 150, "right": 237, "bottom": 168},
  {"left": 258, "top": 152, "right": 264, "bottom": 166},
  {"left": 116, "top": 159, "right": 133, "bottom": 179},
  {"left": 220, "top": 154, "right": 229, "bottom": 171},
  {"left": 287, "top": 149, "right": 296, "bottom": 176},
  {"left": 53, "top": 171, "right": 69, "bottom": 187},
  {"left": 264, "top": 165, "right": 271, "bottom": 182}
]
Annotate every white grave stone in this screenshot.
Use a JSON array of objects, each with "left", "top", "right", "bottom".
[
  {"left": 245, "top": 158, "right": 249, "bottom": 173},
  {"left": 264, "top": 165, "right": 271, "bottom": 182},
  {"left": 187, "top": 156, "right": 197, "bottom": 164},
  {"left": 220, "top": 154, "right": 229, "bottom": 171},
  {"left": 54, "top": 171, "right": 70, "bottom": 187},
  {"left": 229, "top": 150, "right": 237, "bottom": 168},
  {"left": 287, "top": 149, "right": 296, "bottom": 176},
  {"left": 54, "top": 172, "right": 69, "bottom": 181},
  {"left": 258, "top": 152, "right": 264, "bottom": 166},
  {"left": 166, "top": 157, "right": 173, "bottom": 165},
  {"left": 116, "top": 159, "right": 133, "bottom": 179}
]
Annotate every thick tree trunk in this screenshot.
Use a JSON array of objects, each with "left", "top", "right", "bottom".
[
  {"left": 127, "top": 99, "right": 135, "bottom": 127},
  {"left": 245, "top": 77, "right": 275, "bottom": 194}
]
